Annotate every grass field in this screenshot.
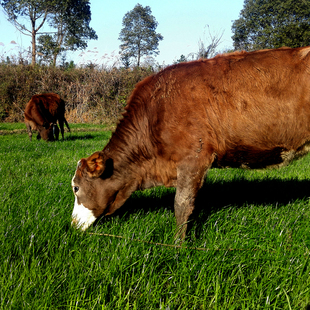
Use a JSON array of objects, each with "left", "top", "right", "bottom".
[{"left": 1, "top": 123, "right": 310, "bottom": 309}]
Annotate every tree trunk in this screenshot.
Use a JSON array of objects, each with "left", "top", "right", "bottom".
[
  {"left": 31, "top": 12, "right": 36, "bottom": 66},
  {"left": 30, "top": 8, "right": 48, "bottom": 66},
  {"left": 53, "top": 26, "right": 65, "bottom": 67},
  {"left": 137, "top": 46, "right": 141, "bottom": 67},
  {"left": 53, "top": 54, "right": 57, "bottom": 67},
  {"left": 32, "top": 30, "right": 36, "bottom": 66}
]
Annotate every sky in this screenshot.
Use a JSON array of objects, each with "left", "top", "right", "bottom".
[{"left": 0, "top": 0, "right": 245, "bottom": 67}]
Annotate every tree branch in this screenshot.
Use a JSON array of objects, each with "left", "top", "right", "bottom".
[
  {"left": 35, "top": 9, "right": 48, "bottom": 32},
  {"left": 10, "top": 17, "right": 31, "bottom": 35}
]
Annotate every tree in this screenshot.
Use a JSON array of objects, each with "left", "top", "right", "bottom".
[
  {"left": 37, "top": 0, "right": 97, "bottom": 66},
  {"left": 232, "top": 0, "right": 310, "bottom": 51},
  {"left": 175, "top": 54, "right": 187, "bottom": 63},
  {"left": 37, "top": 34, "right": 58, "bottom": 64},
  {"left": 197, "top": 25, "right": 223, "bottom": 59},
  {"left": 1, "top": 0, "right": 54, "bottom": 65},
  {"left": 120, "top": 52, "right": 131, "bottom": 69},
  {"left": 119, "top": 3, "right": 163, "bottom": 67},
  {"left": 1, "top": 0, "right": 97, "bottom": 66},
  {"left": 184, "top": 26, "right": 223, "bottom": 62}
]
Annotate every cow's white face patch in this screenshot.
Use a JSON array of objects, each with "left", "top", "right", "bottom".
[{"left": 71, "top": 196, "right": 96, "bottom": 231}]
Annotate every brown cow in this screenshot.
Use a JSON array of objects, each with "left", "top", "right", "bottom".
[
  {"left": 24, "top": 93, "right": 70, "bottom": 141},
  {"left": 71, "top": 46, "right": 310, "bottom": 239}
]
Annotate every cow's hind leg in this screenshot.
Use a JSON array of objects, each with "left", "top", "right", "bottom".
[
  {"left": 174, "top": 158, "right": 213, "bottom": 241},
  {"left": 64, "top": 117, "right": 70, "bottom": 133}
]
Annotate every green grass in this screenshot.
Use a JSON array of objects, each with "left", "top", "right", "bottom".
[{"left": 1, "top": 123, "right": 310, "bottom": 309}]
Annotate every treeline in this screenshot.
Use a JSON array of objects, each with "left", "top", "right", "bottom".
[{"left": 0, "top": 63, "right": 155, "bottom": 124}]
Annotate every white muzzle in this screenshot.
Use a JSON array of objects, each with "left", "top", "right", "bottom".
[{"left": 71, "top": 196, "right": 97, "bottom": 231}]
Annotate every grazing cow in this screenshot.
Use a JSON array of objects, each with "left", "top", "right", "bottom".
[
  {"left": 24, "top": 93, "right": 70, "bottom": 141},
  {"left": 71, "top": 46, "right": 310, "bottom": 239}
]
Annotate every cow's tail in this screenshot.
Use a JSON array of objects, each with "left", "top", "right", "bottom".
[{"left": 64, "top": 117, "right": 71, "bottom": 132}]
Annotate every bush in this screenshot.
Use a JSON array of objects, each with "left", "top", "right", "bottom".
[{"left": 0, "top": 63, "right": 155, "bottom": 124}]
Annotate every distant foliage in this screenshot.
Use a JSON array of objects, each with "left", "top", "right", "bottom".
[
  {"left": 175, "top": 55, "right": 187, "bottom": 63},
  {"left": 1, "top": 0, "right": 97, "bottom": 66},
  {"left": 0, "top": 62, "right": 154, "bottom": 123},
  {"left": 37, "top": 0, "right": 98, "bottom": 66},
  {"left": 232, "top": 0, "right": 310, "bottom": 51}
]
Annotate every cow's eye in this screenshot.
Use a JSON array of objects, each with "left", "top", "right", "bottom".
[{"left": 73, "top": 186, "right": 79, "bottom": 193}]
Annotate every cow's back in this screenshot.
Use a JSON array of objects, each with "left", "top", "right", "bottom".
[{"left": 120, "top": 46, "right": 310, "bottom": 169}]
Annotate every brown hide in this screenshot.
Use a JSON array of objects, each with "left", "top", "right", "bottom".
[
  {"left": 71, "top": 46, "right": 310, "bottom": 239},
  {"left": 24, "top": 93, "right": 70, "bottom": 141}
]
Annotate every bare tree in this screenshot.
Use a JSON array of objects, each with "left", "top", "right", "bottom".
[{"left": 197, "top": 25, "right": 224, "bottom": 59}]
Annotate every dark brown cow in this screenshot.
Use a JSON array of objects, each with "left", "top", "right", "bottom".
[
  {"left": 71, "top": 46, "right": 310, "bottom": 239},
  {"left": 24, "top": 93, "right": 70, "bottom": 141}
]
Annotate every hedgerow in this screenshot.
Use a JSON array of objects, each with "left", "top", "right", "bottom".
[{"left": 0, "top": 62, "right": 155, "bottom": 124}]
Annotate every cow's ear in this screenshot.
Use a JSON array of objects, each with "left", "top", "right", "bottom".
[{"left": 84, "top": 151, "right": 113, "bottom": 178}]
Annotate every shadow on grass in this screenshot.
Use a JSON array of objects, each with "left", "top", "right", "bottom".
[
  {"left": 97, "top": 177, "right": 310, "bottom": 233},
  {"left": 64, "top": 134, "right": 96, "bottom": 141},
  {"left": 197, "top": 177, "right": 310, "bottom": 214}
]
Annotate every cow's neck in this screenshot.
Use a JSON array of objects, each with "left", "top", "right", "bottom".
[{"left": 103, "top": 120, "right": 176, "bottom": 190}]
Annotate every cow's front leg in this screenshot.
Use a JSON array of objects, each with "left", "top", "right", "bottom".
[
  {"left": 26, "top": 123, "right": 32, "bottom": 141},
  {"left": 53, "top": 124, "right": 60, "bottom": 140},
  {"left": 174, "top": 183, "right": 197, "bottom": 241},
  {"left": 174, "top": 158, "right": 212, "bottom": 241}
]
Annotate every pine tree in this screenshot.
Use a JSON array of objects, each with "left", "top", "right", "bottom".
[{"left": 119, "top": 4, "right": 163, "bottom": 67}]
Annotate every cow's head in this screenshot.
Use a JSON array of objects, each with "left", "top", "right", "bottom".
[
  {"left": 71, "top": 151, "right": 137, "bottom": 230},
  {"left": 38, "top": 122, "right": 55, "bottom": 141}
]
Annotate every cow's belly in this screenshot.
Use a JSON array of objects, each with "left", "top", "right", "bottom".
[{"left": 215, "top": 141, "right": 310, "bottom": 169}]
